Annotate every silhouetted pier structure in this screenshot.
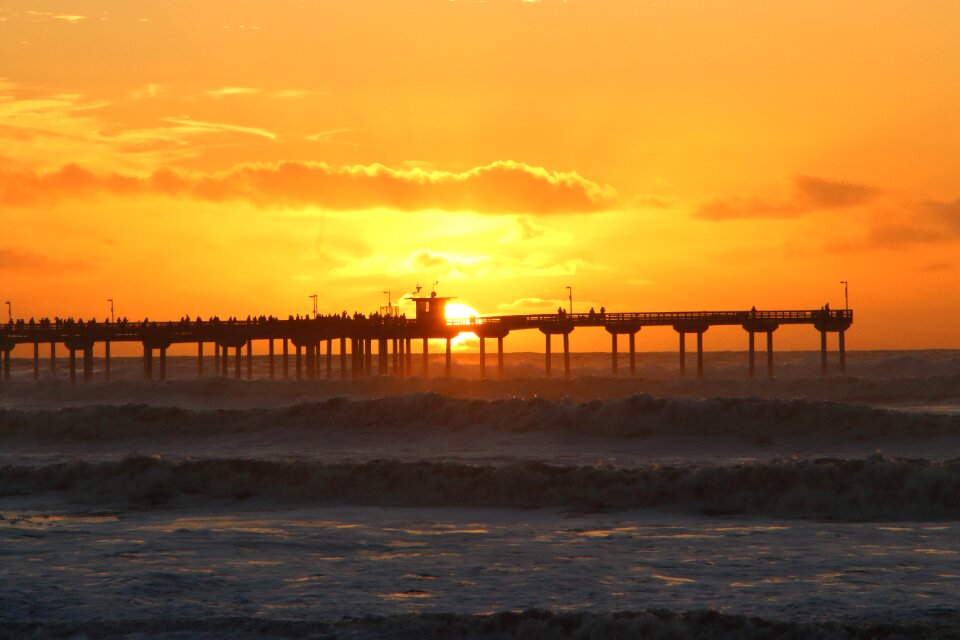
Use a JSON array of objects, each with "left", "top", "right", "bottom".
[{"left": 0, "top": 296, "right": 852, "bottom": 383}]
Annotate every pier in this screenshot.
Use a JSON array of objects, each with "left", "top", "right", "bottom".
[{"left": 0, "top": 296, "right": 852, "bottom": 383}]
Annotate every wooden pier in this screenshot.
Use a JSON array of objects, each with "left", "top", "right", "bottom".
[{"left": 0, "top": 297, "right": 852, "bottom": 383}]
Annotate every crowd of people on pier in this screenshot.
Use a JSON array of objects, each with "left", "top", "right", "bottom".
[{"left": 3, "top": 311, "right": 412, "bottom": 333}]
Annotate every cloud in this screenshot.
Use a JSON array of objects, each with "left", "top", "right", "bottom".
[
  {"left": 0, "top": 160, "right": 618, "bottom": 214},
  {"left": 926, "top": 199, "right": 960, "bottom": 233},
  {"left": 862, "top": 199, "right": 960, "bottom": 249},
  {"left": 0, "top": 246, "right": 88, "bottom": 272},
  {"left": 793, "top": 176, "right": 881, "bottom": 209},
  {"left": 160, "top": 117, "right": 277, "bottom": 140},
  {"left": 305, "top": 128, "right": 351, "bottom": 142},
  {"left": 695, "top": 175, "right": 881, "bottom": 221},
  {"left": 206, "top": 87, "right": 261, "bottom": 99}
]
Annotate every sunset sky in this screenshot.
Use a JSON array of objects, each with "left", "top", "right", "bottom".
[{"left": 2, "top": 0, "right": 959, "bottom": 351}]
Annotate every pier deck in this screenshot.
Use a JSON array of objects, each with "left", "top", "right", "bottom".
[{"left": 0, "top": 308, "right": 852, "bottom": 382}]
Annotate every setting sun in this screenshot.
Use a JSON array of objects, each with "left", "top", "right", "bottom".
[
  {"left": 444, "top": 302, "right": 479, "bottom": 349},
  {"left": 444, "top": 303, "right": 480, "bottom": 323}
]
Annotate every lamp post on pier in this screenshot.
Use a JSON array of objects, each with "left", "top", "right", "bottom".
[
  {"left": 839, "top": 281, "right": 848, "bottom": 311},
  {"left": 107, "top": 299, "right": 115, "bottom": 323},
  {"left": 4, "top": 301, "right": 10, "bottom": 323},
  {"left": 309, "top": 294, "right": 318, "bottom": 318},
  {"left": 565, "top": 286, "right": 573, "bottom": 315}
]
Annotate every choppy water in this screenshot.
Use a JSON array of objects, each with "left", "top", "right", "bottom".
[{"left": 2, "top": 351, "right": 960, "bottom": 638}]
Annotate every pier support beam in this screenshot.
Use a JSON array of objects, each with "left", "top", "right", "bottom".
[
  {"left": 105, "top": 341, "right": 111, "bottom": 381},
  {"left": 422, "top": 338, "right": 429, "bottom": 377},
  {"left": 743, "top": 321, "right": 779, "bottom": 380},
  {"left": 283, "top": 339, "right": 289, "bottom": 380},
  {"left": 306, "top": 342, "right": 315, "bottom": 379},
  {"left": 246, "top": 340, "right": 253, "bottom": 380},
  {"left": 838, "top": 330, "right": 846, "bottom": 374},
  {"left": 340, "top": 337, "right": 347, "bottom": 379},
  {"left": 563, "top": 333, "right": 571, "bottom": 379},
  {"left": 479, "top": 337, "right": 486, "bottom": 379},
  {"left": 197, "top": 342, "right": 203, "bottom": 378},
  {"left": 674, "top": 324, "right": 708, "bottom": 378},
  {"left": 159, "top": 347, "right": 167, "bottom": 381},
  {"left": 545, "top": 333, "right": 552, "bottom": 378},
  {"left": 295, "top": 345, "right": 303, "bottom": 379},
  {"left": 214, "top": 344, "right": 220, "bottom": 375},
  {"left": 70, "top": 349, "right": 77, "bottom": 383},
  {"left": 678, "top": 332, "right": 686, "bottom": 377},
  {"left": 611, "top": 333, "right": 618, "bottom": 376},
  {"left": 34, "top": 343, "right": 40, "bottom": 381},
  {"left": 696, "top": 332, "right": 704, "bottom": 378},
  {"left": 83, "top": 347, "right": 94, "bottom": 382},
  {"left": 767, "top": 331, "right": 774, "bottom": 380},
  {"left": 497, "top": 336, "right": 504, "bottom": 380},
  {"left": 326, "top": 339, "right": 333, "bottom": 378},
  {"left": 143, "top": 345, "right": 153, "bottom": 380},
  {"left": 221, "top": 345, "right": 229, "bottom": 377},
  {"left": 364, "top": 338, "right": 373, "bottom": 377},
  {"left": 50, "top": 342, "right": 57, "bottom": 376},
  {"left": 351, "top": 339, "right": 360, "bottom": 379},
  {"left": 234, "top": 346, "right": 242, "bottom": 380},
  {"left": 379, "top": 338, "right": 388, "bottom": 375},
  {"left": 2, "top": 350, "right": 10, "bottom": 382},
  {"left": 820, "top": 331, "right": 828, "bottom": 376},
  {"left": 268, "top": 339, "right": 275, "bottom": 380},
  {"left": 445, "top": 337, "right": 452, "bottom": 378},
  {"left": 628, "top": 332, "right": 636, "bottom": 377},
  {"left": 405, "top": 338, "right": 412, "bottom": 376}
]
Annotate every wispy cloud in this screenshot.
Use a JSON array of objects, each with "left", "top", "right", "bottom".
[
  {"left": 160, "top": 117, "right": 278, "bottom": 140},
  {"left": 0, "top": 246, "right": 89, "bottom": 272},
  {"left": 305, "top": 128, "right": 351, "bottom": 142},
  {"left": 695, "top": 175, "right": 881, "bottom": 221},
  {"left": 0, "top": 82, "right": 276, "bottom": 170},
  {"left": 0, "top": 160, "right": 617, "bottom": 214},
  {"left": 205, "top": 87, "right": 262, "bottom": 99}
]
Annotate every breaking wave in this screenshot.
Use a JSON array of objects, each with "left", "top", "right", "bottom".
[
  {"left": 5, "top": 454, "right": 960, "bottom": 520},
  {"left": 1, "top": 393, "right": 959, "bottom": 443},
  {"left": 3, "top": 608, "right": 960, "bottom": 640}
]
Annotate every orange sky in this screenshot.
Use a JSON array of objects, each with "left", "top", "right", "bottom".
[{"left": 2, "top": 0, "right": 959, "bottom": 351}]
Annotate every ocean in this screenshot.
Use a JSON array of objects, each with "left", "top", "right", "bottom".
[{"left": 2, "top": 350, "right": 960, "bottom": 638}]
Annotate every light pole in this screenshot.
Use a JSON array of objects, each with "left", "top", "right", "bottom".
[
  {"left": 565, "top": 286, "right": 573, "bottom": 315},
  {"left": 309, "top": 294, "right": 318, "bottom": 317},
  {"left": 383, "top": 290, "right": 392, "bottom": 315},
  {"left": 107, "top": 299, "right": 115, "bottom": 323},
  {"left": 839, "top": 281, "right": 849, "bottom": 311},
  {"left": 4, "top": 301, "right": 10, "bottom": 323}
]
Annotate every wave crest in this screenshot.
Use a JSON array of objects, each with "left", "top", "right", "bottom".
[
  {"left": 1, "top": 393, "right": 958, "bottom": 442},
  {"left": 5, "top": 455, "right": 960, "bottom": 520}
]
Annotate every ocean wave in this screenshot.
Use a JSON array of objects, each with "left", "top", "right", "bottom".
[
  {"left": 2, "top": 608, "right": 959, "bottom": 639},
  {"left": 2, "top": 370, "right": 960, "bottom": 410},
  {"left": 4, "top": 455, "right": 960, "bottom": 520},
  {"left": 1, "top": 393, "right": 958, "bottom": 443}
]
